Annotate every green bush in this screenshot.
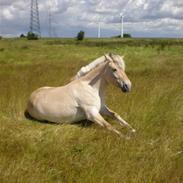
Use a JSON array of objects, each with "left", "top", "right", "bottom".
[
  {"left": 0, "top": 36, "right": 2, "bottom": 40},
  {"left": 113, "top": 33, "right": 132, "bottom": 38},
  {"left": 27, "top": 32, "right": 38, "bottom": 40},
  {"left": 20, "top": 34, "right": 26, "bottom": 38},
  {"left": 123, "top": 33, "right": 132, "bottom": 38},
  {"left": 77, "top": 31, "right": 85, "bottom": 41}
]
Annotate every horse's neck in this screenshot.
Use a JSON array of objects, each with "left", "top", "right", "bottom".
[{"left": 81, "top": 62, "right": 108, "bottom": 95}]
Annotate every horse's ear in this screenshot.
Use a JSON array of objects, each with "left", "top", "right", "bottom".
[
  {"left": 104, "top": 54, "right": 113, "bottom": 62},
  {"left": 109, "top": 53, "right": 115, "bottom": 60},
  {"left": 109, "top": 52, "right": 113, "bottom": 57}
]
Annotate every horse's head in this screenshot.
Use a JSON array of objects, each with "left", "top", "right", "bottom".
[{"left": 104, "top": 53, "right": 131, "bottom": 93}]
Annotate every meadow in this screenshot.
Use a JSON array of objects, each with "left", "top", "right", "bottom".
[{"left": 0, "top": 38, "right": 183, "bottom": 183}]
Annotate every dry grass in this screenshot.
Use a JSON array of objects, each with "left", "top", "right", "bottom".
[{"left": 0, "top": 38, "right": 183, "bottom": 183}]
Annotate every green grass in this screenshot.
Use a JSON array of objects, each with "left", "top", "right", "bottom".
[{"left": 0, "top": 38, "right": 183, "bottom": 183}]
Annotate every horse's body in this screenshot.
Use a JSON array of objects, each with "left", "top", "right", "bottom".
[
  {"left": 27, "top": 80, "right": 99, "bottom": 123},
  {"left": 26, "top": 53, "right": 135, "bottom": 137}
]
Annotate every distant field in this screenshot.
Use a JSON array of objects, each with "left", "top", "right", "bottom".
[{"left": 0, "top": 38, "right": 183, "bottom": 183}]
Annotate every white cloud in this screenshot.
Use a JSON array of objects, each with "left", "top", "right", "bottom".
[
  {"left": 0, "top": 0, "right": 182, "bottom": 37},
  {"left": 2, "top": 8, "right": 13, "bottom": 20}
]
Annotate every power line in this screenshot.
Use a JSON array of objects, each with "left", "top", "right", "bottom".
[
  {"left": 30, "top": 0, "right": 41, "bottom": 36},
  {"left": 48, "top": 4, "right": 52, "bottom": 37}
]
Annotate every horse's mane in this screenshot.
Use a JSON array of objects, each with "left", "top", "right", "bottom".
[{"left": 73, "top": 53, "right": 125, "bottom": 79}]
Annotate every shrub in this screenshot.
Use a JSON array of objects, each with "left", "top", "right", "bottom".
[
  {"left": 123, "top": 33, "right": 132, "bottom": 38},
  {"left": 77, "top": 31, "right": 85, "bottom": 41},
  {"left": 20, "top": 34, "right": 26, "bottom": 38},
  {"left": 0, "top": 36, "right": 2, "bottom": 40},
  {"left": 113, "top": 33, "right": 132, "bottom": 38},
  {"left": 27, "top": 32, "right": 38, "bottom": 40}
]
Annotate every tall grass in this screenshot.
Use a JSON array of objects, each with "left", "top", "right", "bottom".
[{"left": 0, "top": 38, "right": 183, "bottom": 183}]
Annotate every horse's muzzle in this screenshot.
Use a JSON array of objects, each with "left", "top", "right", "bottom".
[{"left": 120, "top": 82, "right": 131, "bottom": 93}]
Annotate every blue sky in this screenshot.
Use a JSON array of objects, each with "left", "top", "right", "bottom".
[{"left": 0, "top": 0, "right": 183, "bottom": 38}]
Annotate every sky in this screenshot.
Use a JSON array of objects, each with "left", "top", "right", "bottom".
[{"left": 0, "top": 0, "right": 183, "bottom": 38}]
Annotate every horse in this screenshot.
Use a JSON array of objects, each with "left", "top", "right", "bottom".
[{"left": 26, "top": 53, "right": 136, "bottom": 137}]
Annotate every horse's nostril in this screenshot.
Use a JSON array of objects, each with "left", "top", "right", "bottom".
[
  {"left": 122, "top": 83, "right": 129, "bottom": 92},
  {"left": 124, "top": 84, "right": 128, "bottom": 90}
]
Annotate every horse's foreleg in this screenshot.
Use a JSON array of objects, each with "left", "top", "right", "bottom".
[
  {"left": 84, "top": 108, "right": 125, "bottom": 138},
  {"left": 101, "top": 105, "right": 136, "bottom": 133}
]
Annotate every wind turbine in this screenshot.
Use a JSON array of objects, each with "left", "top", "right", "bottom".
[
  {"left": 98, "top": 22, "right": 101, "bottom": 38},
  {"left": 119, "top": 0, "right": 133, "bottom": 38},
  {"left": 120, "top": 12, "right": 124, "bottom": 38}
]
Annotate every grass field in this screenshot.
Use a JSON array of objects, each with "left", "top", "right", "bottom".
[{"left": 0, "top": 38, "right": 183, "bottom": 183}]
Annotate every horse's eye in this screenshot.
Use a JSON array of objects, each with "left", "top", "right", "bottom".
[{"left": 112, "top": 68, "right": 117, "bottom": 72}]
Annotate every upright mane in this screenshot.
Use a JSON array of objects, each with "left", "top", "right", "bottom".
[
  {"left": 74, "top": 55, "right": 106, "bottom": 79},
  {"left": 73, "top": 53, "right": 125, "bottom": 79}
]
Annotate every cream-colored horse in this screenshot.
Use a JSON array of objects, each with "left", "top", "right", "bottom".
[{"left": 26, "top": 53, "right": 135, "bottom": 137}]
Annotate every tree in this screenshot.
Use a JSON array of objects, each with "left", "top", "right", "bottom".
[
  {"left": 20, "top": 34, "right": 26, "bottom": 38},
  {"left": 77, "top": 31, "right": 85, "bottom": 41},
  {"left": 27, "top": 32, "right": 38, "bottom": 40}
]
